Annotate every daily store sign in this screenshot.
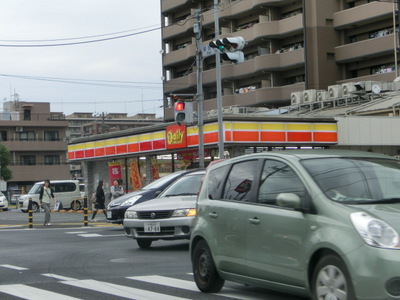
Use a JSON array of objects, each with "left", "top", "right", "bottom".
[
  {"left": 68, "top": 121, "right": 338, "bottom": 161},
  {"left": 166, "top": 125, "right": 187, "bottom": 149}
]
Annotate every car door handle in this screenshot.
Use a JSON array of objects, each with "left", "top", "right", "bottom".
[
  {"left": 209, "top": 212, "right": 218, "bottom": 218},
  {"left": 249, "top": 217, "right": 260, "bottom": 225}
]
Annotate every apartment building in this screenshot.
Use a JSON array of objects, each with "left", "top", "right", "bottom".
[
  {"left": 161, "top": 0, "right": 398, "bottom": 121},
  {"left": 0, "top": 101, "right": 70, "bottom": 188}
]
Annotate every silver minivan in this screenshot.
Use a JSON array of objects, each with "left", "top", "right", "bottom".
[
  {"left": 19, "top": 180, "right": 82, "bottom": 212},
  {"left": 191, "top": 150, "right": 400, "bottom": 300}
]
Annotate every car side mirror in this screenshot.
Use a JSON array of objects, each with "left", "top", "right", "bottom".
[
  {"left": 155, "top": 190, "right": 161, "bottom": 197},
  {"left": 276, "top": 193, "right": 301, "bottom": 210}
]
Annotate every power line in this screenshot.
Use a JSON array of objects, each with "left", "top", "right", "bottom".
[
  {"left": 0, "top": 27, "right": 161, "bottom": 47},
  {"left": 0, "top": 73, "right": 163, "bottom": 90},
  {"left": 0, "top": 25, "right": 161, "bottom": 42}
]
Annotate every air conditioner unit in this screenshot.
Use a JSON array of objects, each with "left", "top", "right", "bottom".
[
  {"left": 15, "top": 126, "right": 23, "bottom": 132},
  {"left": 303, "top": 89, "right": 317, "bottom": 103},
  {"left": 342, "top": 83, "right": 357, "bottom": 96},
  {"left": 223, "top": 107, "right": 234, "bottom": 114},
  {"left": 208, "top": 109, "right": 217, "bottom": 116},
  {"left": 360, "top": 81, "right": 378, "bottom": 92},
  {"left": 328, "top": 85, "right": 343, "bottom": 99},
  {"left": 291, "top": 92, "right": 303, "bottom": 105},
  {"left": 317, "top": 90, "right": 327, "bottom": 101}
]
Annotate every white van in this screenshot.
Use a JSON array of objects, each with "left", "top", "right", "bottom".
[{"left": 19, "top": 180, "right": 82, "bottom": 212}]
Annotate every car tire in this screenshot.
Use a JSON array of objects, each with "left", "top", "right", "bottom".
[
  {"left": 192, "top": 239, "right": 224, "bottom": 293},
  {"left": 312, "top": 254, "right": 355, "bottom": 300},
  {"left": 137, "top": 239, "right": 152, "bottom": 249},
  {"left": 32, "top": 202, "right": 39, "bottom": 213},
  {"left": 70, "top": 200, "right": 81, "bottom": 211}
]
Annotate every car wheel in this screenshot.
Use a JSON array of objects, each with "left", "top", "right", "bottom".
[
  {"left": 70, "top": 200, "right": 81, "bottom": 211},
  {"left": 32, "top": 202, "right": 39, "bottom": 213},
  {"left": 192, "top": 239, "right": 224, "bottom": 293},
  {"left": 312, "top": 255, "right": 355, "bottom": 300},
  {"left": 137, "top": 239, "right": 152, "bottom": 249},
  {"left": 2, "top": 208, "right": 8, "bottom": 211}
]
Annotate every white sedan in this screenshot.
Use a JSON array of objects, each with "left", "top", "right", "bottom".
[
  {"left": 0, "top": 192, "right": 9, "bottom": 211},
  {"left": 124, "top": 170, "right": 205, "bottom": 249}
]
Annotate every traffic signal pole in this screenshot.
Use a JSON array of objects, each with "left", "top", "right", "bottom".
[
  {"left": 194, "top": 9, "right": 205, "bottom": 168},
  {"left": 214, "top": 0, "right": 225, "bottom": 159}
]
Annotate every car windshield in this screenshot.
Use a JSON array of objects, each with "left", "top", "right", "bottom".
[
  {"left": 160, "top": 173, "right": 204, "bottom": 197},
  {"left": 28, "top": 183, "right": 43, "bottom": 194},
  {"left": 142, "top": 172, "right": 183, "bottom": 190},
  {"left": 301, "top": 157, "right": 400, "bottom": 204}
]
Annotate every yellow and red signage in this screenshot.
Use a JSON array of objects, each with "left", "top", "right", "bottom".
[
  {"left": 68, "top": 121, "right": 338, "bottom": 161},
  {"left": 166, "top": 125, "right": 187, "bottom": 149}
]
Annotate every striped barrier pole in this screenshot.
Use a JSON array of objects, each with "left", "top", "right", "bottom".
[
  {"left": 83, "top": 196, "right": 88, "bottom": 226},
  {"left": 28, "top": 198, "right": 33, "bottom": 228}
]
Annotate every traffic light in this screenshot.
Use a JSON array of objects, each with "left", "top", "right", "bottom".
[
  {"left": 209, "top": 36, "right": 246, "bottom": 63},
  {"left": 174, "top": 101, "right": 193, "bottom": 124}
]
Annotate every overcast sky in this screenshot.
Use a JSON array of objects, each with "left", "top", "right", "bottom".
[{"left": 0, "top": 0, "right": 164, "bottom": 117}]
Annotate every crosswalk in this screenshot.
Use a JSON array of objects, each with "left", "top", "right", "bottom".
[{"left": 0, "top": 264, "right": 278, "bottom": 300}]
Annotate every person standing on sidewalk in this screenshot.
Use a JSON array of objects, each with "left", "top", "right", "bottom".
[
  {"left": 110, "top": 178, "right": 124, "bottom": 200},
  {"left": 39, "top": 179, "right": 55, "bottom": 226},
  {"left": 91, "top": 180, "right": 107, "bottom": 222}
]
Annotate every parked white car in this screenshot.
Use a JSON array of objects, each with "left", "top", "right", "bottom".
[
  {"left": 0, "top": 192, "right": 9, "bottom": 211},
  {"left": 19, "top": 180, "right": 82, "bottom": 212}
]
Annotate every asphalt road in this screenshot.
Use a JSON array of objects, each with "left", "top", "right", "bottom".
[{"left": 0, "top": 210, "right": 309, "bottom": 300}]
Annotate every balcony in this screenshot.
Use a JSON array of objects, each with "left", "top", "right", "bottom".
[
  {"left": 334, "top": 2, "right": 393, "bottom": 29},
  {"left": 163, "top": 43, "right": 196, "bottom": 66},
  {"left": 163, "top": 82, "right": 305, "bottom": 121},
  {"left": 10, "top": 164, "right": 70, "bottom": 182},
  {"left": 162, "top": 17, "right": 195, "bottom": 40},
  {"left": 2, "top": 140, "right": 68, "bottom": 152},
  {"left": 161, "top": 0, "right": 188, "bottom": 13},
  {"left": 335, "top": 34, "right": 395, "bottom": 63}
]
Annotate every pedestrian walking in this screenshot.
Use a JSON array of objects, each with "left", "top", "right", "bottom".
[
  {"left": 91, "top": 180, "right": 107, "bottom": 221},
  {"left": 110, "top": 178, "right": 124, "bottom": 200},
  {"left": 39, "top": 179, "right": 55, "bottom": 226}
]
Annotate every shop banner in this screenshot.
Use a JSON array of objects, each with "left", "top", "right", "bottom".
[
  {"left": 108, "top": 162, "right": 122, "bottom": 186},
  {"left": 130, "top": 160, "right": 142, "bottom": 190},
  {"left": 151, "top": 156, "right": 160, "bottom": 180}
]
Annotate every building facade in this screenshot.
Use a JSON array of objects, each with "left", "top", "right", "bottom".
[
  {"left": 0, "top": 101, "right": 70, "bottom": 188},
  {"left": 161, "top": 0, "right": 398, "bottom": 121}
]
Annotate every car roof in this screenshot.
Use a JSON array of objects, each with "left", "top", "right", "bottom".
[{"left": 208, "top": 150, "right": 395, "bottom": 170}]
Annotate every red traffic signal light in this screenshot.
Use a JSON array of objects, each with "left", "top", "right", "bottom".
[
  {"left": 175, "top": 102, "right": 185, "bottom": 111},
  {"left": 174, "top": 101, "right": 193, "bottom": 124}
]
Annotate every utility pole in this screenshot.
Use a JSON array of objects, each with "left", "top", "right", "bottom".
[
  {"left": 194, "top": 9, "right": 205, "bottom": 168},
  {"left": 214, "top": 0, "right": 224, "bottom": 159}
]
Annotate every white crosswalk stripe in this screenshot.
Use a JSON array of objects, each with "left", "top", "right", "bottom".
[
  {"left": 0, "top": 273, "right": 271, "bottom": 300},
  {"left": 130, "top": 275, "right": 269, "bottom": 300},
  {"left": 61, "top": 279, "right": 190, "bottom": 300},
  {"left": 0, "top": 284, "right": 81, "bottom": 300}
]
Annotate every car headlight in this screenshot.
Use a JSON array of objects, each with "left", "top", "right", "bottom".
[
  {"left": 121, "top": 195, "right": 142, "bottom": 206},
  {"left": 124, "top": 211, "right": 138, "bottom": 219},
  {"left": 172, "top": 208, "right": 197, "bottom": 217},
  {"left": 351, "top": 212, "right": 400, "bottom": 249}
]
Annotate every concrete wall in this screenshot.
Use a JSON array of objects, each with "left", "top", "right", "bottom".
[{"left": 335, "top": 116, "right": 400, "bottom": 156}]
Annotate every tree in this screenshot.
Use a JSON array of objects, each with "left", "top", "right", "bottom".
[{"left": 0, "top": 145, "right": 12, "bottom": 181}]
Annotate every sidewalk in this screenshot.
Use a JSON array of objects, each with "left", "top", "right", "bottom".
[{"left": 0, "top": 209, "right": 117, "bottom": 229}]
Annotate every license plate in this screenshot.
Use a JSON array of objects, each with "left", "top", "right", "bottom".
[
  {"left": 107, "top": 211, "right": 112, "bottom": 218},
  {"left": 144, "top": 221, "right": 160, "bottom": 232}
]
